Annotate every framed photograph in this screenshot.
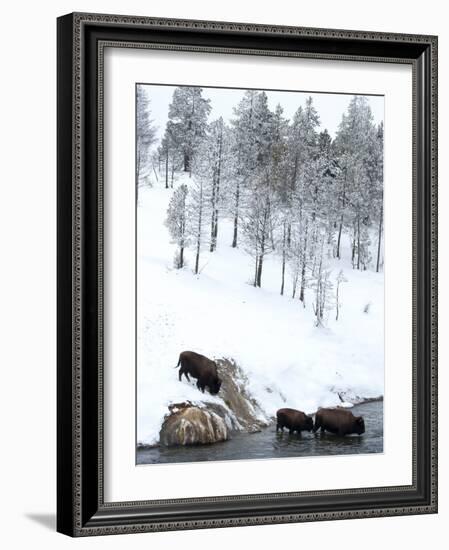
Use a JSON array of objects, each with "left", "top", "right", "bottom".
[{"left": 57, "top": 12, "right": 438, "bottom": 536}]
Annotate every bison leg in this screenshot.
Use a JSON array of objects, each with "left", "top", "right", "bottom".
[
  {"left": 178, "top": 367, "right": 190, "bottom": 382},
  {"left": 313, "top": 418, "right": 321, "bottom": 433}
]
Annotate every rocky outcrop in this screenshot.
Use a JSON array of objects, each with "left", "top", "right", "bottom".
[
  {"left": 159, "top": 359, "right": 270, "bottom": 447},
  {"left": 159, "top": 402, "right": 229, "bottom": 446},
  {"left": 216, "top": 358, "right": 269, "bottom": 432}
]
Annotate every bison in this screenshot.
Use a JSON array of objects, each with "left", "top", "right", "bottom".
[
  {"left": 175, "top": 351, "right": 222, "bottom": 395},
  {"left": 313, "top": 407, "right": 365, "bottom": 436},
  {"left": 276, "top": 408, "right": 314, "bottom": 435}
]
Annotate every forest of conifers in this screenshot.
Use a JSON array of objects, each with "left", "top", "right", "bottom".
[{"left": 137, "top": 86, "right": 383, "bottom": 325}]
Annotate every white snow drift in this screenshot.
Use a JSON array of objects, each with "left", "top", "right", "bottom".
[{"left": 137, "top": 178, "right": 384, "bottom": 446}]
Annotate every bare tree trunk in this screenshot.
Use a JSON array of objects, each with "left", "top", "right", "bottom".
[
  {"left": 253, "top": 255, "right": 259, "bottom": 287},
  {"left": 136, "top": 150, "right": 141, "bottom": 184},
  {"left": 299, "top": 220, "right": 309, "bottom": 306},
  {"left": 336, "top": 173, "right": 346, "bottom": 259},
  {"left": 256, "top": 236, "right": 265, "bottom": 288},
  {"left": 179, "top": 246, "right": 184, "bottom": 269},
  {"left": 351, "top": 223, "right": 357, "bottom": 267},
  {"left": 256, "top": 254, "right": 264, "bottom": 288},
  {"left": 256, "top": 208, "right": 269, "bottom": 288},
  {"left": 336, "top": 215, "right": 343, "bottom": 259},
  {"left": 152, "top": 162, "right": 159, "bottom": 182},
  {"left": 213, "top": 125, "right": 223, "bottom": 249},
  {"left": 376, "top": 203, "right": 383, "bottom": 272},
  {"left": 280, "top": 221, "right": 286, "bottom": 296},
  {"left": 357, "top": 215, "right": 361, "bottom": 270},
  {"left": 194, "top": 184, "right": 203, "bottom": 275},
  {"left": 315, "top": 251, "right": 323, "bottom": 326},
  {"left": 165, "top": 148, "right": 169, "bottom": 189},
  {"left": 292, "top": 275, "right": 298, "bottom": 299},
  {"left": 232, "top": 180, "right": 240, "bottom": 248},
  {"left": 170, "top": 160, "right": 175, "bottom": 188},
  {"left": 210, "top": 176, "right": 217, "bottom": 252}
]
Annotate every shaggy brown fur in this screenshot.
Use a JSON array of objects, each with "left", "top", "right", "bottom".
[{"left": 176, "top": 351, "right": 222, "bottom": 395}]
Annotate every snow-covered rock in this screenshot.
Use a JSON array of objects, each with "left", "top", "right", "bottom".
[
  {"left": 159, "top": 403, "right": 228, "bottom": 446},
  {"left": 155, "top": 360, "right": 272, "bottom": 447},
  {"left": 216, "top": 359, "right": 271, "bottom": 431}
]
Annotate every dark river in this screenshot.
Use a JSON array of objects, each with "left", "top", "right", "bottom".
[{"left": 137, "top": 400, "right": 383, "bottom": 465}]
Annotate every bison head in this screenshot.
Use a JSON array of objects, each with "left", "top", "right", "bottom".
[
  {"left": 355, "top": 416, "right": 365, "bottom": 435},
  {"left": 209, "top": 379, "right": 222, "bottom": 395},
  {"left": 305, "top": 415, "right": 314, "bottom": 432}
]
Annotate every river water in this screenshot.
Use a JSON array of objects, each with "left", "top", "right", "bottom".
[{"left": 137, "top": 400, "right": 383, "bottom": 465}]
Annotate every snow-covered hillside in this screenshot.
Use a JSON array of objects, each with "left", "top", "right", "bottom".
[{"left": 137, "top": 177, "right": 384, "bottom": 446}]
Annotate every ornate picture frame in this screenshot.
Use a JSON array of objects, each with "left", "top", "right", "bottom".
[{"left": 57, "top": 12, "right": 438, "bottom": 536}]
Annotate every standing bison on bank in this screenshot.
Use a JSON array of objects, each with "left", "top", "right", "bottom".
[
  {"left": 313, "top": 407, "right": 365, "bottom": 436},
  {"left": 276, "top": 408, "right": 314, "bottom": 435},
  {"left": 176, "top": 351, "right": 222, "bottom": 395}
]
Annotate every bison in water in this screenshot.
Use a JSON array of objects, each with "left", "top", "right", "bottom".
[
  {"left": 313, "top": 407, "right": 365, "bottom": 436},
  {"left": 176, "top": 351, "right": 222, "bottom": 395},
  {"left": 276, "top": 408, "right": 314, "bottom": 435}
]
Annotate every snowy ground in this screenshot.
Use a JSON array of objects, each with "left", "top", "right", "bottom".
[{"left": 137, "top": 175, "right": 384, "bottom": 446}]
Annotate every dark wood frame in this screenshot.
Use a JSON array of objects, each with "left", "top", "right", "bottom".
[{"left": 57, "top": 12, "right": 438, "bottom": 537}]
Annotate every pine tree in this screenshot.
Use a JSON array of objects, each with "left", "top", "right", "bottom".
[
  {"left": 311, "top": 235, "right": 334, "bottom": 326},
  {"left": 229, "top": 90, "right": 273, "bottom": 250},
  {"left": 334, "top": 96, "right": 378, "bottom": 269},
  {"left": 165, "top": 185, "right": 189, "bottom": 268},
  {"left": 188, "top": 143, "right": 214, "bottom": 274},
  {"left": 136, "top": 86, "right": 157, "bottom": 188},
  {"left": 206, "top": 118, "right": 230, "bottom": 252},
  {"left": 167, "top": 87, "right": 211, "bottom": 175},
  {"left": 288, "top": 215, "right": 309, "bottom": 302},
  {"left": 237, "top": 92, "right": 278, "bottom": 287},
  {"left": 269, "top": 104, "right": 290, "bottom": 294},
  {"left": 367, "top": 122, "right": 384, "bottom": 272},
  {"left": 229, "top": 91, "right": 258, "bottom": 248},
  {"left": 242, "top": 172, "right": 278, "bottom": 287},
  {"left": 158, "top": 122, "right": 182, "bottom": 189}
]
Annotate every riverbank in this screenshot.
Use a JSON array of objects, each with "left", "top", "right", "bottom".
[{"left": 137, "top": 400, "right": 383, "bottom": 465}]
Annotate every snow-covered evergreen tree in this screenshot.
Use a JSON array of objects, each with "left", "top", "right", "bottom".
[
  {"left": 310, "top": 235, "right": 334, "bottom": 326},
  {"left": 166, "top": 87, "right": 211, "bottom": 175},
  {"left": 165, "top": 184, "right": 189, "bottom": 269},
  {"left": 205, "top": 118, "right": 232, "bottom": 252},
  {"left": 334, "top": 95, "right": 379, "bottom": 270},
  {"left": 236, "top": 92, "right": 280, "bottom": 287},
  {"left": 136, "top": 86, "right": 157, "bottom": 188},
  {"left": 158, "top": 122, "right": 183, "bottom": 189},
  {"left": 188, "top": 142, "right": 214, "bottom": 274},
  {"left": 242, "top": 172, "right": 279, "bottom": 287},
  {"left": 368, "top": 122, "right": 384, "bottom": 272},
  {"left": 229, "top": 90, "right": 259, "bottom": 248}
]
